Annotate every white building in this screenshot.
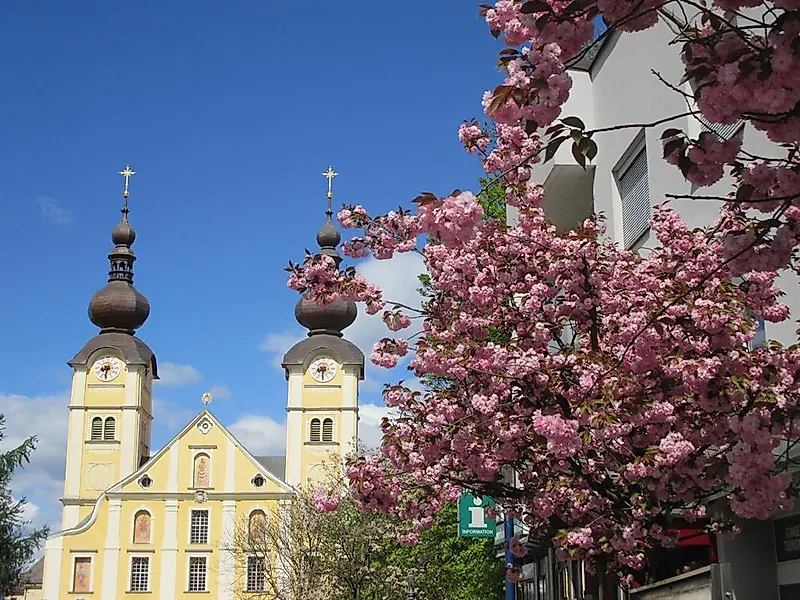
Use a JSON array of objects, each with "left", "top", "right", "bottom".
[{"left": 510, "top": 19, "right": 800, "bottom": 600}]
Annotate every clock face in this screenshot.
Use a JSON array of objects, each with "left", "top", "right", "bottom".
[
  {"left": 310, "top": 357, "right": 337, "bottom": 383},
  {"left": 93, "top": 356, "right": 122, "bottom": 382}
]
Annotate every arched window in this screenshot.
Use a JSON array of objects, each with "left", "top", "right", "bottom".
[
  {"left": 193, "top": 453, "right": 211, "bottom": 489},
  {"left": 309, "top": 419, "right": 321, "bottom": 442},
  {"left": 248, "top": 510, "right": 267, "bottom": 543},
  {"left": 103, "top": 417, "right": 116, "bottom": 441},
  {"left": 133, "top": 510, "right": 152, "bottom": 544},
  {"left": 90, "top": 417, "right": 103, "bottom": 440},
  {"left": 322, "top": 418, "right": 334, "bottom": 442}
]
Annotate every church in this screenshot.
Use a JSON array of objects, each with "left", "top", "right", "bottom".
[{"left": 40, "top": 167, "right": 365, "bottom": 599}]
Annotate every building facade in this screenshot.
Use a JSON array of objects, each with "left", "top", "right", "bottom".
[
  {"left": 40, "top": 173, "right": 364, "bottom": 599},
  {"left": 512, "top": 18, "right": 800, "bottom": 600}
]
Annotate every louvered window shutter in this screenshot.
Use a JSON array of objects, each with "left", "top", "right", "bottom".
[
  {"left": 310, "top": 419, "right": 321, "bottom": 442},
  {"left": 698, "top": 115, "right": 743, "bottom": 141},
  {"left": 322, "top": 418, "right": 334, "bottom": 442},
  {"left": 91, "top": 417, "right": 103, "bottom": 440},
  {"left": 619, "top": 147, "right": 651, "bottom": 249},
  {"left": 104, "top": 417, "right": 116, "bottom": 441}
]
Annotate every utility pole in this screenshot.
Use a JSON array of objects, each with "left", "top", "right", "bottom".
[{"left": 505, "top": 512, "right": 516, "bottom": 600}]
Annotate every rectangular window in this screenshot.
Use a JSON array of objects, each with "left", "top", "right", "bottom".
[
  {"left": 190, "top": 509, "right": 209, "bottom": 544},
  {"left": 130, "top": 556, "right": 150, "bottom": 592},
  {"left": 188, "top": 556, "right": 208, "bottom": 592},
  {"left": 617, "top": 144, "right": 651, "bottom": 249},
  {"left": 699, "top": 116, "right": 743, "bottom": 141},
  {"left": 247, "top": 556, "right": 267, "bottom": 592},
  {"left": 73, "top": 557, "right": 92, "bottom": 593}
]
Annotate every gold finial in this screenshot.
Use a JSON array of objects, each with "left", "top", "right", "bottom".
[
  {"left": 322, "top": 165, "right": 338, "bottom": 202},
  {"left": 119, "top": 165, "right": 136, "bottom": 208},
  {"left": 201, "top": 392, "right": 212, "bottom": 406}
]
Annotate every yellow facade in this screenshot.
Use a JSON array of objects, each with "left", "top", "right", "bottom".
[
  {"left": 42, "top": 335, "right": 362, "bottom": 600},
  {"left": 41, "top": 171, "right": 365, "bottom": 599}
]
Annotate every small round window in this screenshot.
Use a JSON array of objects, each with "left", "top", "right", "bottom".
[
  {"left": 251, "top": 474, "right": 265, "bottom": 488},
  {"left": 138, "top": 474, "right": 153, "bottom": 489}
]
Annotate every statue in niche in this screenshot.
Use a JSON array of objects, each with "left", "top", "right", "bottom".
[
  {"left": 249, "top": 510, "right": 267, "bottom": 542},
  {"left": 73, "top": 558, "right": 91, "bottom": 592},
  {"left": 133, "top": 511, "right": 151, "bottom": 544},
  {"left": 194, "top": 454, "right": 210, "bottom": 488}
]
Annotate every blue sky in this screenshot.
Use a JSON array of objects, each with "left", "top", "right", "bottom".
[{"left": 0, "top": 1, "right": 502, "bottom": 530}]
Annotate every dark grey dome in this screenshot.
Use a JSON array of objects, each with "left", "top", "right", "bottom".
[
  {"left": 294, "top": 296, "right": 356, "bottom": 336},
  {"left": 316, "top": 220, "right": 341, "bottom": 248},
  {"left": 89, "top": 280, "right": 150, "bottom": 333},
  {"left": 111, "top": 214, "right": 136, "bottom": 246}
]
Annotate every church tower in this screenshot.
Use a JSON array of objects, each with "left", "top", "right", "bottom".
[
  {"left": 60, "top": 167, "right": 158, "bottom": 528},
  {"left": 282, "top": 167, "right": 365, "bottom": 488}
]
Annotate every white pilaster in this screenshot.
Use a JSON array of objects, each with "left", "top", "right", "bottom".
[
  {"left": 225, "top": 436, "right": 236, "bottom": 492},
  {"left": 101, "top": 498, "right": 122, "bottom": 600},
  {"left": 61, "top": 505, "right": 80, "bottom": 530},
  {"left": 218, "top": 500, "right": 237, "bottom": 600},
  {"left": 63, "top": 369, "right": 87, "bottom": 503},
  {"left": 42, "top": 536, "right": 64, "bottom": 600},
  {"left": 287, "top": 370, "right": 303, "bottom": 408},
  {"left": 285, "top": 411, "right": 303, "bottom": 487},
  {"left": 166, "top": 442, "right": 179, "bottom": 493},
  {"left": 159, "top": 498, "right": 179, "bottom": 600},
  {"left": 277, "top": 499, "right": 291, "bottom": 596},
  {"left": 285, "top": 369, "right": 304, "bottom": 487}
]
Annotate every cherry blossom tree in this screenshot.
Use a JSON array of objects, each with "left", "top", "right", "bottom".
[{"left": 289, "top": 0, "right": 800, "bottom": 584}]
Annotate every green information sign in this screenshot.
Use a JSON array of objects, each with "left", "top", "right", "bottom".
[{"left": 458, "top": 493, "right": 497, "bottom": 538}]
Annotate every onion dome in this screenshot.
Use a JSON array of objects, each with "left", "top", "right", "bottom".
[
  {"left": 88, "top": 166, "right": 151, "bottom": 334},
  {"left": 294, "top": 166, "right": 357, "bottom": 337}
]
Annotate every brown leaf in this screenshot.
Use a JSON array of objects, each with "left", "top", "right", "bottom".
[
  {"left": 571, "top": 142, "right": 587, "bottom": 169},
  {"left": 520, "top": 0, "right": 551, "bottom": 14},
  {"left": 561, "top": 116, "right": 585, "bottom": 130}
]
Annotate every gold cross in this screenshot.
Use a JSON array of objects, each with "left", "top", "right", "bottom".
[
  {"left": 321, "top": 166, "right": 338, "bottom": 201},
  {"left": 202, "top": 392, "right": 212, "bottom": 406},
  {"left": 119, "top": 165, "right": 136, "bottom": 201}
]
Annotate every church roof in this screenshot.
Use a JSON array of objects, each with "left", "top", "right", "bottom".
[
  {"left": 68, "top": 331, "right": 158, "bottom": 377},
  {"left": 282, "top": 334, "right": 364, "bottom": 379},
  {"left": 21, "top": 557, "right": 44, "bottom": 586},
  {"left": 255, "top": 455, "right": 286, "bottom": 480}
]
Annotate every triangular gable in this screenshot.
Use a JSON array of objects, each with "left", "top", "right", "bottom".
[{"left": 108, "top": 409, "right": 294, "bottom": 494}]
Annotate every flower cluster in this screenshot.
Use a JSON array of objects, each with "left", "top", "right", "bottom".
[{"left": 286, "top": 0, "right": 800, "bottom": 578}]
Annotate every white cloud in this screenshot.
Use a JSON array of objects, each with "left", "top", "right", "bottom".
[
  {"left": 259, "top": 329, "right": 305, "bottom": 369},
  {"left": 207, "top": 384, "right": 233, "bottom": 401},
  {"left": 358, "top": 402, "right": 400, "bottom": 451},
  {"left": 346, "top": 253, "right": 426, "bottom": 357},
  {"left": 228, "top": 415, "right": 286, "bottom": 456},
  {"left": 156, "top": 362, "right": 202, "bottom": 387},
  {"left": 36, "top": 196, "right": 72, "bottom": 225},
  {"left": 0, "top": 393, "right": 69, "bottom": 531},
  {"left": 20, "top": 499, "right": 40, "bottom": 523},
  {"left": 152, "top": 396, "right": 197, "bottom": 432}
]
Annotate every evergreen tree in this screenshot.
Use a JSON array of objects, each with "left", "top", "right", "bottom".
[{"left": 0, "top": 414, "right": 49, "bottom": 595}]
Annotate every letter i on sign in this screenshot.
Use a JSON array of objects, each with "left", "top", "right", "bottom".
[
  {"left": 468, "top": 496, "right": 487, "bottom": 528},
  {"left": 458, "top": 492, "right": 496, "bottom": 538}
]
